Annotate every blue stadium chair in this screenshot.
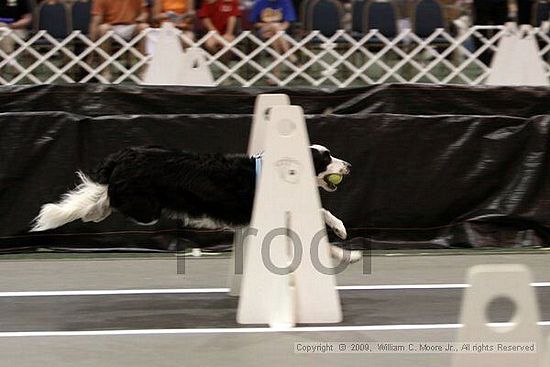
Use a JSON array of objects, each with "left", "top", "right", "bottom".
[
  {"left": 306, "top": 0, "right": 344, "bottom": 37},
  {"left": 363, "top": 0, "right": 399, "bottom": 40},
  {"left": 35, "top": 1, "right": 71, "bottom": 39},
  {"left": 533, "top": 0, "right": 549, "bottom": 27},
  {"left": 351, "top": 0, "right": 367, "bottom": 38},
  {"left": 71, "top": 0, "right": 92, "bottom": 35},
  {"left": 411, "top": 0, "right": 447, "bottom": 39}
]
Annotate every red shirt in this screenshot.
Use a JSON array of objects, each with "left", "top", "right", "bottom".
[{"left": 198, "top": 0, "right": 241, "bottom": 34}]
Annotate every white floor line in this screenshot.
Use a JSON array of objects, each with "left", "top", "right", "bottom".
[
  {"left": 1, "top": 322, "right": 550, "bottom": 338},
  {"left": 0, "top": 324, "right": 463, "bottom": 337},
  {"left": 2, "top": 282, "right": 550, "bottom": 297},
  {"left": 0, "top": 288, "right": 231, "bottom": 297},
  {"left": 339, "top": 284, "right": 469, "bottom": 290}
]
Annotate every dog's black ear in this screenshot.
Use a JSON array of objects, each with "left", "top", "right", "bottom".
[
  {"left": 309, "top": 147, "right": 320, "bottom": 159},
  {"left": 310, "top": 146, "right": 333, "bottom": 176},
  {"left": 310, "top": 147, "right": 323, "bottom": 175}
]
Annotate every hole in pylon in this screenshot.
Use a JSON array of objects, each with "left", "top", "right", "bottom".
[{"left": 486, "top": 296, "right": 517, "bottom": 325}]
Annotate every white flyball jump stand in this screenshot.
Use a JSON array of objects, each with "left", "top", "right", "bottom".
[
  {"left": 486, "top": 23, "right": 549, "bottom": 86},
  {"left": 228, "top": 94, "right": 290, "bottom": 297},
  {"left": 233, "top": 95, "right": 342, "bottom": 328},
  {"left": 142, "top": 22, "right": 214, "bottom": 86},
  {"left": 453, "top": 264, "right": 543, "bottom": 367}
]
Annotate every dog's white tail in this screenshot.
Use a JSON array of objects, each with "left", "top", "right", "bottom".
[{"left": 30, "top": 172, "right": 112, "bottom": 232}]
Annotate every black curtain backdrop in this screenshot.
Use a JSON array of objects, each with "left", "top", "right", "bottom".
[{"left": 0, "top": 84, "right": 549, "bottom": 252}]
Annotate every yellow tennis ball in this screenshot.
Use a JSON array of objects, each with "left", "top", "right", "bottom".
[{"left": 327, "top": 174, "right": 343, "bottom": 185}]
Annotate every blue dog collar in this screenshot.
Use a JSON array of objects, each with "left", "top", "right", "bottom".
[{"left": 254, "top": 154, "right": 262, "bottom": 178}]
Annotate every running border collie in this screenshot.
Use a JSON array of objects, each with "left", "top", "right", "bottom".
[{"left": 31, "top": 144, "right": 360, "bottom": 262}]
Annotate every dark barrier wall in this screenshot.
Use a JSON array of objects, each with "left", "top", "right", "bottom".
[
  {"left": 0, "top": 84, "right": 549, "bottom": 252},
  {"left": 2, "top": 83, "right": 550, "bottom": 117}
]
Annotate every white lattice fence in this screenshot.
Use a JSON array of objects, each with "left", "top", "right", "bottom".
[{"left": 0, "top": 25, "right": 549, "bottom": 86}]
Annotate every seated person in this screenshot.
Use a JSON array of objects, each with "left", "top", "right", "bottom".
[
  {"left": 199, "top": 0, "right": 241, "bottom": 53},
  {"left": 153, "top": 0, "right": 195, "bottom": 40},
  {"left": 251, "top": 0, "right": 296, "bottom": 39},
  {"left": 250, "top": 0, "right": 297, "bottom": 83},
  {"left": 90, "top": 0, "right": 149, "bottom": 42},
  {"left": 0, "top": 0, "right": 31, "bottom": 56},
  {"left": 89, "top": 0, "right": 149, "bottom": 80}
]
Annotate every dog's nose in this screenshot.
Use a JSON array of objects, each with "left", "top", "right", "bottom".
[{"left": 342, "top": 161, "right": 351, "bottom": 174}]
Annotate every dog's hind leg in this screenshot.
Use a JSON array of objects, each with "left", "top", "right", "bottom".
[{"left": 112, "top": 194, "right": 162, "bottom": 226}]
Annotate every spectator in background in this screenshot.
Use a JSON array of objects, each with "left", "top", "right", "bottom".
[
  {"left": 89, "top": 0, "right": 149, "bottom": 80},
  {"left": 0, "top": 0, "right": 31, "bottom": 56},
  {"left": 250, "top": 0, "right": 297, "bottom": 83},
  {"left": 250, "top": 0, "right": 296, "bottom": 43},
  {"left": 199, "top": 0, "right": 241, "bottom": 53},
  {"left": 90, "top": 0, "right": 149, "bottom": 42},
  {"left": 153, "top": 0, "right": 195, "bottom": 40}
]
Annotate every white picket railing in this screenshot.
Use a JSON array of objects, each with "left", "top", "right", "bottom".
[{"left": 0, "top": 25, "right": 549, "bottom": 86}]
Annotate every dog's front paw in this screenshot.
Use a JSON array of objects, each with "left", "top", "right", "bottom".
[{"left": 332, "top": 219, "right": 347, "bottom": 240}]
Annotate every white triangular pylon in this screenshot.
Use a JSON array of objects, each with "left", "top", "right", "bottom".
[
  {"left": 228, "top": 94, "right": 290, "bottom": 296},
  {"left": 180, "top": 47, "right": 215, "bottom": 87},
  {"left": 452, "top": 264, "right": 543, "bottom": 367},
  {"left": 248, "top": 94, "right": 291, "bottom": 156},
  {"left": 142, "top": 22, "right": 214, "bottom": 86},
  {"left": 236, "top": 105, "right": 342, "bottom": 327},
  {"left": 487, "top": 23, "right": 549, "bottom": 86}
]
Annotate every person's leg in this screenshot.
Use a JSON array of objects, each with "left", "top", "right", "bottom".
[
  {"left": 274, "top": 35, "right": 297, "bottom": 63},
  {"left": 13, "top": 29, "right": 27, "bottom": 42},
  {"left": 133, "top": 23, "right": 149, "bottom": 54},
  {"left": 129, "top": 23, "right": 149, "bottom": 79},
  {"left": 0, "top": 23, "right": 15, "bottom": 77},
  {"left": 1, "top": 25, "right": 28, "bottom": 76},
  {"left": 11, "top": 29, "right": 27, "bottom": 68},
  {"left": 181, "top": 30, "right": 195, "bottom": 48},
  {"left": 262, "top": 28, "right": 282, "bottom": 84},
  {"left": 98, "top": 23, "right": 113, "bottom": 49},
  {"left": 97, "top": 23, "right": 113, "bottom": 81},
  {"left": 204, "top": 34, "right": 219, "bottom": 53},
  {"left": 0, "top": 22, "right": 15, "bottom": 57}
]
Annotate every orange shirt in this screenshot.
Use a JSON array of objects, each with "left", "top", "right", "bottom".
[
  {"left": 161, "top": 0, "right": 188, "bottom": 14},
  {"left": 92, "top": 0, "right": 146, "bottom": 25}
]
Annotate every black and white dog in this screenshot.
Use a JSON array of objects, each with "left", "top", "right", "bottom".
[{"left": 31, "top": 144, "right": 360, "bottom": 262}]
